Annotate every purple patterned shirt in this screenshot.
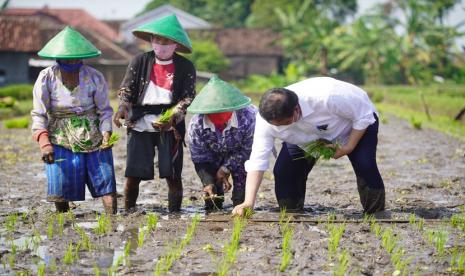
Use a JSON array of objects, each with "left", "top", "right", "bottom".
[
  {"left": 188, "top": 106, "right": 257, "bottom": 172},
  {"left": 31, "top": 65, "right": 113, "bottom": 133}
]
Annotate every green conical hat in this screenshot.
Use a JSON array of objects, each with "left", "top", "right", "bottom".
[
  {"left": 188, "top": 76, "right": 251, "bottom": 114},
  {"left": 38, "top": 26, "right": 101, "bottom": 59},
  {"left": 132, "top": 14, "right": 192, "bottom": 53}
]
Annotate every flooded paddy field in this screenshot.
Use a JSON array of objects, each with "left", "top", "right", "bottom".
[{"left": 0, "top": 114, "right": 464, "bottom": 275}]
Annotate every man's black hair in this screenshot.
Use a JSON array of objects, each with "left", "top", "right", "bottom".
[{"left": 259, "top": 88, "right": 299, "bottom": 122}]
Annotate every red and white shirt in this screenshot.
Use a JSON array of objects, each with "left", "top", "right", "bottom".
[{"left": 134, "top": 58, "right": 175, "bottom": 132}]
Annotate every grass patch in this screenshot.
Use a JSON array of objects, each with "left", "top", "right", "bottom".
[
  {"left": 376, "top": 103, "right": 465, "bottom": 141},
  {"left": 3, "top": 117, "right": 29, "bottom": 129}
]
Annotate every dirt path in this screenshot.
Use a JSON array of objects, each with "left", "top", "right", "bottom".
[{"left": 0, "top": 114, "right": 464, "bottom": 275}]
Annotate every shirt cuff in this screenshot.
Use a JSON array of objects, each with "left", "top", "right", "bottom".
[
  {"left": 245, "top": 159, "right": 269, "bottom": 172},
  {"left": 100, "top": 120, "right": 112, "bottom": 132},
  {"left": 353, "top": 113, "right": 376, "bottom": 130}
]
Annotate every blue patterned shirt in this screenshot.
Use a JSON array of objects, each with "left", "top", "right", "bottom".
[{"left": 188, "top": 106, "right": 257, "bottom": 172}]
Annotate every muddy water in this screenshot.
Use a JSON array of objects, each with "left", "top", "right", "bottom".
[{"left": 0, "top": 114, "right": 464, "bottom": 275}]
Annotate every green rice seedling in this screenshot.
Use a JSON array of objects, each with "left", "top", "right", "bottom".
[
  {"left": 297, "top": 139, "right": 338, "bottom": 161},
  {"left": 107, "top": 133, "right": 119, "bottom": 146},
  {"left": 153, "top": 214, "right": 201, "bottom": 275},
  {"left": 31, "top": 229, "right": 42, "bottom": 250},
  {"left": 408, "top": 214, "right": 416, "bottom": 225},
  {"left": 279, "top": 208, "right": 288, "bottom": 226},
  {"left": 157, "top": 106, "right": 176, "bottom": 124},
  {"left": 217, "top": 217, "right": 247, "bottom": 276},
  {"left": 425, "top": 229, "right": 448, "bottom": 256},
  {"left": 50, "top": 258, "right": 57, "bottom": 273},
  {"left": 333, "top": 249, "right": 350, "bottom": 276},
  {"left": 243, "top": 207, "right": 254, "bottom": 219},
  {"left": 410, "top": 116, "right": 422, "bottom": 130},
  {"left": 180, "top": 214, "right": 201, "bottom": 249},
  {"left": 66, "top": 210, "right": 76, "bottom": 224},
  {"left": 124, "top": 241, "right": 131, "bottom": 258},
  {"left": 57, "top": 212, "right": 65, "bottom": 237},
  {"left": 3, "top": 117, "right": 29, "bottom": 129},
  {"left": 21, "top": 212, "right": 28, "bottom": 223},
  {"left": 327, "top": 224, "right": 346, "bottom": 261},
  {"left": 5, "top": 213, "right": 18, "bottom": 233},
  {"left": 47, "top": 215, "right": 55, "bottom": 239},
  {"left": 93, "top": 264, "right": 101, "bottom": 276},
  {"left": 362, "top": 214, "right": 373, "bottom": 224},
  {"left": 279, "top": 223, "right": 294, "bottom": 272},
  {"left": 146, "top": 213, "right": 158, "bottom": 232},
  {"left": 137, "top": 227, "right": 146, "bottom": 248},
  {"left": 450, "top": 247, "right": 465, "bottom": 273},
  {"left": 74, "top": 225, "right": 92, "bottom": 251},
  {"left": 327, "top": 212, "right": 337, "bottom": 223},
  {"left": 381, "top": 227, "right": 398, "bottom": 254},
  {"left": 391, "top": 247, "right": 413, "bottom": 274},
  {"left": 37, "top": 262, "right": 46, "bottom": 276},
  {"left": 416, "top": 218, "right": 425, "bottom": 231},
  {"left": 450, "top": 213, "right": 465, "bottom": 231},
  {"left": 63, "top": 243, "right": 75, "bottom": 265},
  {"left": 94, "top": 213, "right": 111, "bottom": 235}
]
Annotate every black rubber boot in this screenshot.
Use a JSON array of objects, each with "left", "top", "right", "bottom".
[
  {"left": 357, "top": 176, "right": 385, "bottom": 214},
  {"left": 277, "top": 198, "right": 304, "bottom": 211},
  {"left": 231, "top": 188, "right": 246, "bottom": 207}
]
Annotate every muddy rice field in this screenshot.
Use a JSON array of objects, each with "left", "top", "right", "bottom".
[{"left": 0, "top": 114, "right": 464, "bottom": 275}]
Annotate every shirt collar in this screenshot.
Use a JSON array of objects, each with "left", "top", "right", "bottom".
[
  {"left": 298, "top": 95, "right": 311, "bottom": 118},
  {"left": 155, "top": 58, "right": 173, "bottom": 65},
  {"left": 203, "top": 111, "right": 238, "bottom": 132}
]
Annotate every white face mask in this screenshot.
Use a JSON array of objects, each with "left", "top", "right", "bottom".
[{"left": 151, "top": 42, "right": 177, "bottom": 59}]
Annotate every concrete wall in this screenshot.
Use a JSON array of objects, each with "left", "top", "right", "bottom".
[{"left": 0, "top": 52, "right": 30, "bottom": 86}]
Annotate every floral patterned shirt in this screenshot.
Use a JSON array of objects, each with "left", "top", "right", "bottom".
[
  {"left": 31, "top": 64, "right": 113, "bottom": 134},
  {"left": 188, "top": 106, "right": 257, "bottom": 171}
]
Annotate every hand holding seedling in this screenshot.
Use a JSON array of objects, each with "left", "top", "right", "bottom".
[
  {"left": 216, "top": 168, "right": 231, "bottom": 192},
  {"left": 203, "top": 184, "right": 216, "bottom": 198},
  {"left": 113, "top": 105, "right": 129, "bottom": 128},
  {"left": 100, "top": 131, "right": 112, "bottom": 149},
  {"left": 152, "top": 117, "right": 174, "bottom": 131},
  {"left": 332, "top": 144, "right": 354, "bottom": 159}
]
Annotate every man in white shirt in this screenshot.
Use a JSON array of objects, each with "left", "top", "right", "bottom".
[{"left": 232, "top": 77, "right": 385, "bottom": 215}]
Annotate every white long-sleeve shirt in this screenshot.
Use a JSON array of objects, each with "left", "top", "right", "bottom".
[{"left": 244, "top": 77, "right": 377, "bottom": 172}]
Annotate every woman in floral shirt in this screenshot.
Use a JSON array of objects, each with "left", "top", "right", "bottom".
[
  {"left": 31, "top": 26, "right": 116, "bottom": 213},
  {"left": 187, "top": 76, "right": 256, "bottom": 209}
]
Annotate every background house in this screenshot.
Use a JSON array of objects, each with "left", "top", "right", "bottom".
[
  {"left": 0, "top": 7, "right": 131, "bottom": 89},
  {"left": 215, "top": 28, "right": 283, "bottom": 80}
]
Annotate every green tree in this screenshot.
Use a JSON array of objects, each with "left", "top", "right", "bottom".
[
  {"left": 246, "top": 0, "right": 357, "bottom": 28},
  {"left": 333, "top": 16, "right": 399, "bottom": 84},
  {"left": 138, "top": 0, "right": 253, "bottom": 27},
  {"left": 185, "top": 40, "right": 229, "bottom": 73},
  {"left": 275, "top": 0, "right": 341, "bottom": 75}
]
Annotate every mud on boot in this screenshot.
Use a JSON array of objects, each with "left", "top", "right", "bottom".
[
  {"left": 231, "top": 188, "right": 246, "bottom": 207},
  {"left": 277, "top": 198, "right": 304, "bottom": 212},
  {"left": 168, "top": 192, "right": 183, "bottom": 212}
]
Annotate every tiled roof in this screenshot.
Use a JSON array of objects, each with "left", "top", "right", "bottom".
[
  {"left": 0, "top": 14, "right": 131, "bottom": 61},
  {"left": 215, "top": 28, "right": 282, "bottom": 56},
  {"left": 0, "top": 15, "right": 59, "bottom": 52},
  {"left": 2, "top": 7, "right": 120, "bottom": 42}
]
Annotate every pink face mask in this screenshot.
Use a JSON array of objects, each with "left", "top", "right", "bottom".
[{"left": 152, "top": 42, "right": 177, "bottom": 59}]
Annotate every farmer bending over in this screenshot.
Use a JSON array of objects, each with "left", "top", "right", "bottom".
[
  {"left": 31, "top": 26, "right": 117, "bottom": 213},
  {"left": 113, "top": 14, "right": 196, "bottom": 212},
  {"left": 187, "top": 76, "right": 256, "bottom": 210},
  {"left": 232, "top": 77, "right": 385, "bottom": 216}
]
